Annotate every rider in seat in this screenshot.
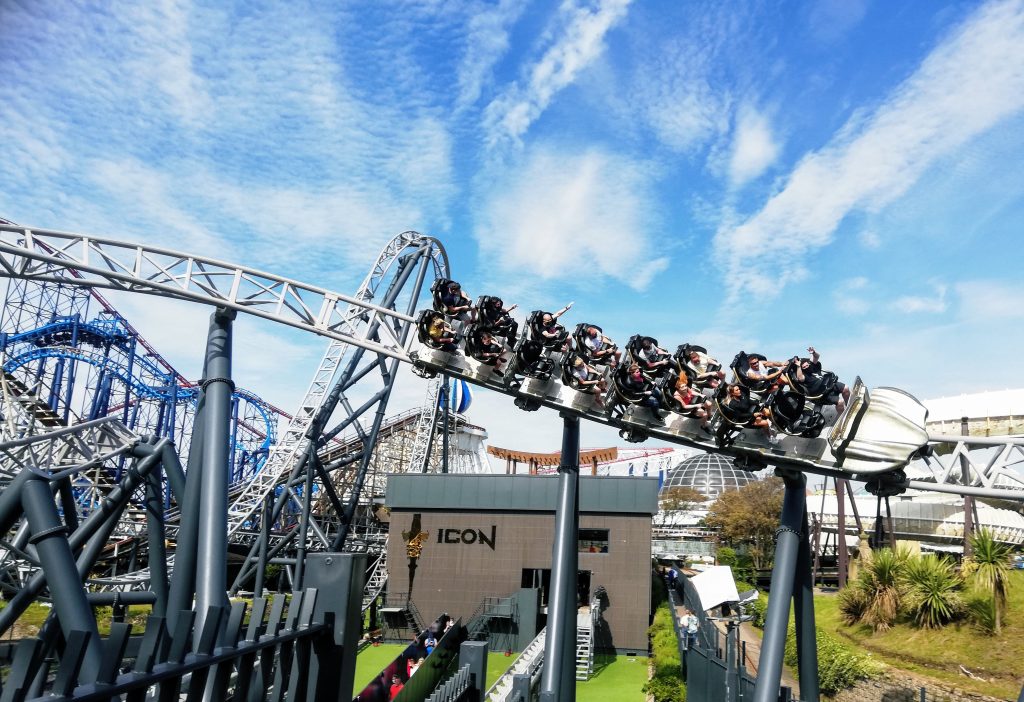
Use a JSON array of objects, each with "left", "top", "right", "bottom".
[
  {"left": 467, "top": 328, "right": 507, "bottom": 372},
  {"left": 679, "top": 345, "right": 725, "bottom": 389},
  {"left": 731, "top": 351, "right": 785, "bottom": 397},
  {"left": 617, "top": 363, "right": 665, "bottom": 419},
  {"left": 789, "top": 346, "right": 851, "bottom": 412},
  {"left": 567, "top": 356, "right": 607, "bottom": 408},
  {"left": 419, "top": 311, "right": 459, "bottom": 353},
  {"left": 577, "top": 324, "right": 620, "bottom": 367},
  {"left": 476, "top": 296, "right": 519, "bottom": 341},
  {"left": 672, "top": 373, "right": 712, "bottom": 433},
  {"left": 439, "top": 280, "right": 475, "bottom": 323},
  {"left": 530, "top": 302, "right": 573, "bottom": 350}
]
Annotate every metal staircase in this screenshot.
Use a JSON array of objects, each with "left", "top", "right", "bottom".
[
  {"left": 485, "top": 627, "right": 546, "bottom": 702},
  {"left": 575, "top": 592, "right": 603, "bottom": 681},
  {"left": 575, "top": 611, "right": 594, "bottom": 680},
  {"left": 380, "top": 591, "right": 425, "bottom": 640},
  {"left": 362, "top": 549, "right": 388, "bottom": 612}
]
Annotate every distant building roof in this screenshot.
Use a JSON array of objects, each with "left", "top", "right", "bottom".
[
  {"left": 386, "top": 473, "right": 660, "bottom": 515},
  {"left": 924, "top": 389, "right": 1024, "bottom": 423}
]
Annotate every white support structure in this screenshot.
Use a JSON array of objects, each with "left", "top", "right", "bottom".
[
  {"left": 0, "top": 416, "right": 139, "bottom": 480},
  {"left": 362, "top": 549, "right": 388, "bottom": 612},
  {"left": 0, "top": 224, "right": 428, "bottom": 363},
  {"left": 408, "top": 377, "right": 443, "bottom": 474},
  {"left": 224, "top": 229, "right": 446, "bottom": 537}
]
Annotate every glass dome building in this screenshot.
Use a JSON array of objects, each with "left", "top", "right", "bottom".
[{"left": 661, "top": 452, "right": 757, "bottom": 502}]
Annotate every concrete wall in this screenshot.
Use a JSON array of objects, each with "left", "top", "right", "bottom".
[{"left": 388, "top": 509, "right": 652, "bottom": 653}]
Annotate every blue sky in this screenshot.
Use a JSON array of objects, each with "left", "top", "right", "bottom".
[{"left": 2, "top": 0, "right": 1024, "bottom": 453}]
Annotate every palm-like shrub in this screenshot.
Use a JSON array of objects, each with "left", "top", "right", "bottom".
[
  {"left": 857, "top": 548, "right": 906, "bottom": 632},
  {"left": 962, "top": 528, "right": 1012, "bottom": 634},
  {"left": 965, "top": 590, "right": 997, "bottom": 634},
  {"left": 901, "top": 554, "right": 964, "bottom": 629},
  {"left": 837, "top": 583, "right": 869, "bottom": 626}
]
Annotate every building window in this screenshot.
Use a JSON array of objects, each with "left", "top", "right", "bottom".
[{"left": 579, "top": 528, "right": 609, "bottom": 553}]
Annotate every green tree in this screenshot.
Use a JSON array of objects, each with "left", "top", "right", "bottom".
[
  {"left": 704, "top": 477, "right": 784, "bottom": 570},
  {"left": 660, "top": 485, "right": 706, "bottom": 513},
  {"left": 963, "top": 528, "right": 1012, "bottom": 635}
]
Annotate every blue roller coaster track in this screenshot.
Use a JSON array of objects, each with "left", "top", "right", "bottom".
[{"left": 0, "top": 311, "right": 279, "bottom": 488}]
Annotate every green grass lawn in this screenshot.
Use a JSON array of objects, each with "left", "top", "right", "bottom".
[
  {"left": 812, "top": 570, "right": 1024, "bottom": 700},
  {"left": 578, "top": 654, "right": 649, "bottom": 701},
  {"left": 354, "top": 643, "right": 408, "bottom": 692},
  {"left": 354, "top": 644, "right": 649, "bottom": 700}
]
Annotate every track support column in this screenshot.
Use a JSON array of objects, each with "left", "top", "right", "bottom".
[
  {"left": 540, "top": 413, "right": 580, "bottom": 702},
  {"left": 194, "top": 307, "right": 235, "bottom": 640},
  {"left": 753, "top": 469, "right": 817, "bottom": 702}
]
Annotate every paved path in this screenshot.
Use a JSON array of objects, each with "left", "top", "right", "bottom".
[{"left": 673, "top": 602, "right": 800, "bottom": 692}]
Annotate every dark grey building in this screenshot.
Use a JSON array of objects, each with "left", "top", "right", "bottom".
[{"left": 385, "top": 473, "right": 660, "bottom": 654}]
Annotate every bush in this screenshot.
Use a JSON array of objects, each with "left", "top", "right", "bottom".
[
  {"left": 784, "top": 625, "right": 882, "bottom": 696},
  {"left": 837, "top": 583, "right": 869, "bottom": 626},
  {"left": 965, "top": 590, "right": 997, "bottom": 635},
  {"left": 844, "top": 548, "right": 907, "bottom": 632},
  {"left": 717, "top": 546, "right": 738, "bottom": 567},
  {"left": 901, "top": 555, "right": 964, "bottom": 629},
  {"left": 643, "top": 598, "right": 686, "bottom": 701},
  {"left": 745, "top": 592, "right": 769, "bottom": 629}
]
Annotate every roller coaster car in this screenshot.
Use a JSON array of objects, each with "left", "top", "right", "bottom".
[
  {"left": 475, "top": 295, "right": 518, "bottom": 341},
  {"left": 571, "top": 323, "right": 618, "bottom": 366},
  {"left": 827, "top": 378, "right": 930, "bottom": 475},
  {"left": 709, "top": 383, "right": 759, "bottom": 448},
  {"left": 730, "top": 351, "right": 774, "bottom": 395},
  {"left": 416, "top": 310, "right": 460, "bottom": 352},
  {"left": 763, "top": 389, "right": 826, "bottom": 438},
  {"left": 505, "top": 338, "right": 556, "bottom": 389},
  {"left": 674, "top": 344, "right": 722, "bottom": 390},
  {"left": 528, "top": 310, "right": 569, "bottom": 349},
  {"left": 625, "top": 335, "right": 671, "bottom": 378},
  {"left": 784, "top": 357, "right": 841, "bottom": 405}
]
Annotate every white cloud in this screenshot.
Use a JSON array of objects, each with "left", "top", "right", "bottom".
[
  {"left": 807, "top": 0, "right": 869, "bottom": 44},
  {"left": 483, "top": 0, "right": 632, "bottom": 146},
  {"left": 627, "top": 33, "right": 730, "bottom": 154},
  {"left": 894, "top": 284, "right": 948, "bottom": 314},
  {"left": 714, "top": 0, "right": 1024, "bottom": 301},
  {"left": 955, "top": 280, "right": 1024, "bottom": 319},
  {"left": 858, "top": 229, "right": 881, "bottom": 249},
  {"left": 834, "top": 276, "right": 871, "bottom": 315},
  {"left": 728, "top": 107, "right": 780, "bottom": 186},
  {"left": 455, "top": 0, "right": 529, "bottom": 111},
  {"left": 476, "top": 146, "right": 668, "bottom": 290}
]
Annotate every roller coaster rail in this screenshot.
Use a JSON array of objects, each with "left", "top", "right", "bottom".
[
  {"left": 2, "top": 222, "right": 1024, "bottom": 702},
  {"left": 3, "top": 222, "right": 1024, "bottom": 499}
]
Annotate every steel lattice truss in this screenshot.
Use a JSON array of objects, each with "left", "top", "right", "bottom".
[
  {"left": 0, "top": 225, "right": 419, "bottom": 361},
  {"left": 920, "top": 433, "right": 1024, "bottom": 491},
  {"left": 0, "top": 416, "right": 139, "bottom": 481},
  {"left": 223, "top": 230, "right": 447, "bottom": 538}
]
